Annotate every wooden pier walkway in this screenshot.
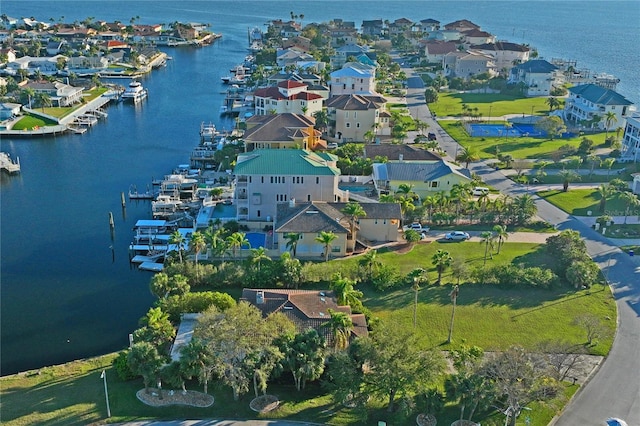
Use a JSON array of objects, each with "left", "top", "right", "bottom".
[{"left": 0, "top": 152, "right": 20, "bottom": 174}]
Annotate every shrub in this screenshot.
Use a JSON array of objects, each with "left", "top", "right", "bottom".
[
  {"left": 157, "top": 291, "right": 236, "bottom": 322},
  {"left": 471, "top": 264, "right": 558, "bottom": 289},
  {"left": 112, "top": 350, "right": 136, "bottom": 381},
  {"left": 369, "top": 263, "right": 401, "bottom": 291}
]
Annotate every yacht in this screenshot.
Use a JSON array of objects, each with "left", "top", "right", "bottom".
[{"left": 121, "top": 80, "right": 148, "bottom": 103}]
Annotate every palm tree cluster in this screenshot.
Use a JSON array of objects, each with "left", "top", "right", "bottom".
[{"left": 415, "top": 183, "right": 537, "bottom": 227}]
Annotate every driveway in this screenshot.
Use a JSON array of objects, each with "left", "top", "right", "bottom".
[{"left": 401, "top": 65, "right": 640, "bottom": 425}]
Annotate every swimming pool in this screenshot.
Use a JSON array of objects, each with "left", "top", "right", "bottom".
[
  {"left": 339, "top": 184, "right": 376, "bottom": 193},
  {"left": 244, "top": 232, "right": 266, "bottom": 249}
]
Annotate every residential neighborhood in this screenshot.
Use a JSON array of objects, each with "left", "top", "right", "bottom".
[{"left": 1, "top": 8, "right": 639, "bottom": 426}]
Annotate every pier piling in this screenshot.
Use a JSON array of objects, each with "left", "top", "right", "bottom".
[
  {"left": 121, "top": 192, "right": 126, "bottom": 207},
  {"left": 109, "top": 211, "right": 115, "bottom": 229}
]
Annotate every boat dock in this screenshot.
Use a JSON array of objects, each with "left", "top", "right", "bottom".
[{"left": 1, "top": 152, "right": 20, "bottom": 174}]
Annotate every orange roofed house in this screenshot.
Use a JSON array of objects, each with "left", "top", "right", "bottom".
[{"left": 241, "top": 289, "right": 368, "bottom": 345}]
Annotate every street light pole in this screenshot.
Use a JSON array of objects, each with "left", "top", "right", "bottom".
[{"left": 100, "top": 370, "right": 111, "bottom": 418}]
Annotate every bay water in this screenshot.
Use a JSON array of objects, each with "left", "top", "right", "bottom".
[{"left": 1, "top": 1, "right": 638, "bottom": 375}]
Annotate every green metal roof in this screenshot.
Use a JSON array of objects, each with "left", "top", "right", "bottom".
[{"left": 234, "top": 149, "right": 340, "bottom": 176}]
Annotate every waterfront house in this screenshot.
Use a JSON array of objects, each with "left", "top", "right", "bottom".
[
  {"left": 241, "top": 289, "right": 368, "bottom": 345},
  {"left": 461, "top": 28, "right": 495, "bottom": 47},
  {"left": 419, "top": 18, "right": 441, "bottom": 33},
  {"left": 329, "top": 64, "right": 377, "bottom": 96},
  {"left": 275, "top": 200, "right": 401, "bottom": 255},
  {"left": 267, "top": 71, "right": 323, "bottom": 86},
  {"left": 325, "top": 93, "right": 390, "bottom": 142},
  {"left": 0, "top": 48, "right": 16, "bottom": 64},
  {"left": 276, "top": 48, "right": 314, "bottom": 69},
  {"left": 46, "top": 40, "right": 66, "bottom": 55},
  {"left": 233, "top": 149, "right": 346, "bottom": 222},
  {"left": 621, "top": 112, "right": 640, "bottom": 163},
  {"left": 388, "top": 17, "right": 414, "bottom": 38},
  {"left": 23, "top": 80, "right": 84, "bottom": 107},
  {"left": 444, "top": 19, "right": 481, "bottom": 32},
  {"left": 563, "top": 84, "right": 634, "bottom": 130},
  {"left": 6, "top": 55, "right": 64, "bottom": 76},
  {"left": 472, "top": 41, "right": 531, "bottom": 73},
  {"left": 363, "top": 144, "right": 442, "bottom": 162},
  {"left": 509, "top": 59, "right": 559, "bottom": 97},
  {"left": 66, "top": 55, "right": 109, "bottom": 72},
  {"left": 330, "top": 43, "right": 373, "bottom": 69},
  {"left": 372, "top": 159, "right": 472, "bottom": 199},
  {"left": 282, "top": 35, "right": 312, "bottom": 53},
  {"left": 253, "top": 80, "right": 324, "bottom": 117},
  {"left": 243, "top": 113, "right": 326, "bottom": 151},
  {"left": 0, "top": 102, "right": 21, "bottom": 120}
]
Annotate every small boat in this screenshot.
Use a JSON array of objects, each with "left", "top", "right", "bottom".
[{"left": 121, "top": 80, "right": 148, "bottom": 103}]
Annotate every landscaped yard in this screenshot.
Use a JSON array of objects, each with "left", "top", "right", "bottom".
[
  {"left": 429, "top": 92, "right": 550, "bottom": 119},
  {"left": 11, "top": 115, "right": 58, "bottom": 130}
]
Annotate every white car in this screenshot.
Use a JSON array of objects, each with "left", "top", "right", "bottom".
[
  {"left": 404, "top": 223, "right": 429, "bottom": 232},
  {"left": 445, "top": 231, "right": 470, "bottom": 241},
  {"left": 326, "top": 142, "right": 338, "bottom": 149},
  {"left": 472, "top": 187, "right": 489, "bottom": 196}
]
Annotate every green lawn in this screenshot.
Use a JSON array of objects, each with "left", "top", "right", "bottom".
[
  {"left": 440, "top": 120, "right": 610, "bottom": 160},
  {"left": 538, "top": 188, "right": 633, "bottom": 216},
  {"left": 429, "top": 92, "right": 550, "bottom": 118},
  {"left": 11, "top": 115, "right": 58, "bottom": 130},
  {"left": 1, "top": 241, "right": 617, "bottom": 426}
]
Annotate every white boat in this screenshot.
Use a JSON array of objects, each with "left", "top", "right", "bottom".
[
  {"left": 121, "top": 80, "right": 148, "bottom": 103},
  {"left": 152, "top": 194, "right": 183, "bottom": 217}
]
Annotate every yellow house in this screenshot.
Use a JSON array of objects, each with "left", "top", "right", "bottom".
[{"left": 372, "top": 159, "right": 472, "bottom": 199}]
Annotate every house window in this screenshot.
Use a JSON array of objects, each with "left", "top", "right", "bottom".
[
  {"left": 249, "top": 176, "right": 252, "bottom": 183},
  {"left": 270, "top": 176, "right": 274, "bottom": 184},
  {"left": 431, "top": 181, "right": 439, "bottom": 188},
  {"left": 354, "top": 112, "right": 357, "bottom": 118},
  {"left": 332, "top": 246, "right": 341, "bottom": 253},
  {"left": 316, "top": 177, "right": 320, "bottom": 184},
  {"left": 345, "top": 111, "right": 349, "bottom": 118},
  {"left": 356, "top": 123, "right": 360, "bottom": 128},
  {"left": 307, "top": 194, "right": 311, "bottom": 201},
  {"left": 257, "top": 210, "right": 261, "bottom": 217},
  {"left": 346, "top": 123, "right": 351, "bottom": 128}
]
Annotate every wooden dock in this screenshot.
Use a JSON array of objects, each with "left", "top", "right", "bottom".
[{"left": 0, "top": 152, "right": 20, "bottom": 174}]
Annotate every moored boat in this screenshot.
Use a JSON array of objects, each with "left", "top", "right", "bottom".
[{"left": 121, "top": 80, "right": 148, "bottom": 103}]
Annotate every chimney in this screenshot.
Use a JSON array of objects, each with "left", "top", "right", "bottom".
[
  {"left": 256, "top": 290, "right": 264, "bottom": 304},
  {"left": 399, "top": 154, "right": 404, "bottom": 162},
  {"left": 289, "top": 198, "right": 295, "bottom": 208}
]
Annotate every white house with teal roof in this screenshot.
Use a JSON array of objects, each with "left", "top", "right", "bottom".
[
  {"left": 563, "top": 84, "right": 635, "bottom": 130},
  {"left": 233, "top": 149, "right": 347, "bottom": 222},
  {"left": 329, "top": 64, "right": 376, "bottom": 96}
]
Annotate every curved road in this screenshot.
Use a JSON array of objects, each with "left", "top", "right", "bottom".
[{"left": 404, "top": 71, "right": 640, "bottom": 425}]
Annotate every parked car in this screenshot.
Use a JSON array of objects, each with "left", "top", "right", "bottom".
[
  {"left": 404, "top": 222, "right": 430, "bottom": 232},
  {"left": 427, "top": 132, "right": 437, "bottom": 141},
  {"left": 445, "top": 231, "right": 470, "bottom": 241},
  {"left": 472, "top": 187, "right": 489, "bottom": 196},
  {"left": 326, "top": 142, "right": 338, "bottom": 149}
]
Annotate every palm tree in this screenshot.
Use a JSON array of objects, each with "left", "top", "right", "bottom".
[
  {"left": 447, "top": 284, "right": 460, "bottom": 344},
  {"left": 34, "top": 92, "right": 52, "bottom": 111},
  {"left": 226, "top": 231, "right": 249, "bottom": 259},
  {"left": 249, "top": 247, "right": 271, "bottom": 271},
  {"left": 479, "top": 231, "right": 495, "bottom": 266},
  {"left": 329, "top": 273, "right": 363, "bottom": 307},
  {"left": 602, "top": 158, "right": 616, "bottom": 177},
  {"left": 619, "top": 192, "right": 640, "bottom": 224},
  {"left": 492, "top": 224, "right": 509, "bottom": 254},
  {"left": 456, "top": 146, "right": 480, "bottom": 168},
  {"left": 284, "top": 232, "right": 301, "bottom": 257},
  {"left": 358, "top": 249, "right": 380, "bottom": 281},
  {"left": 203, "top": 226, "right": 225, "bottom": 258},
  {"left": 341, "top": 202, "right": 366, "bottom": 247},
  {"left": 169, "top": 230, "right": 186, "bottom": 263},
  {"left": 512, "top": 194, "right": 537, "bottom": 225},
  {"left": 597, "top": 184, "right": 616, "bottom": 213},
  {"left": 604, "top": 111, "right": 618, "bottom": 140},
  {"left": 546, "top": 96, "right": 560, "bottom": 112},
  {"left": 315, "top": 231, "right": 337, "bottom": 261},
  {"left": 180, "top": 338, "right": 214, "bottom": 394},
  {"left": 324, "top": 309, "right": 354, "bottom": 351},
  {"left": 558, "top": 169, "right": 581, "bottom": 192},
  {"left": 189, "top": 231, "right": 206, "bottom": 268},
  {"left": 432, "top": 249, "right": 453, "bottom": 285}
]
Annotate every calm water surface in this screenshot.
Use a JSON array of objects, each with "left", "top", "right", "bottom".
[{"left": 1, "top": 0, "right": 638, "bottom": 375}]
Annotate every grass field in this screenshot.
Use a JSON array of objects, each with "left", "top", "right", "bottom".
[
  {"left": 429, "top": 92, "right": 550, "bottom": 118},
  {"left": 1, "top": 241, "right": 617, "bottom": 426},
  {"left": 11, "top": 115, "right": 58, "bottom": 130},
  {"left": 538, "top": 188, "right": 636, "bottom": 216}
]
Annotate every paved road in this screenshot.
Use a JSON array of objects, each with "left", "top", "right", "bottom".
[{"left": 402, "top": 67, "right": 640, "bottom": 425}]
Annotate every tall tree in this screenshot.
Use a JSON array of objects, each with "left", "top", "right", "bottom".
[
  {"left": 169, "top": 230, "right": 186, "bottom": 263},
  {"left": 315, "top": 231, "right": 337, "bottom": 262},
  {"left": 597, "top": 184, "right": 615, "bottom": 213},
  {"left": 456, "top": 145, "right": 480, "bottom": 168},
  {"left": 545, "top": 96, "right": 560, "bottom": 112},
  {"left": 558, "top": 169, "right": 581, "bottom": 192},
  {"left": 447, "top": 285, "right": 460, "bottom": 344},
  {"left": 249, "top": 246, "right": 270, "bottom": 271},
  {"left": 324, "top": 309, "right": 354, "bottom": 351},
  {"left": 180, "top": 337, "right": 215, "bottom": 394},
  {"left": 480, "top": 230, "right": 495, "bottom": 265},
  {"left": 619, "top": 191, "right": 640, "bottom": 224},
  {"left": 226, "top": 231, "right": 249, "bottom": 259},
  {"left": 432, "top": 249, "right": 453, "bottom": 285},
  {"left": 275, "top": 328, "right": 326, "bottom": 391},
  {"left": 492, "top": 224, "right": 509, "bottom": 254},
  {"left": 189, "top": 231, "right": 206, "bottom": 268},
  {"left": 603, "top": 110, "right": 617, "bottom": 140},
  {"left": 329, "top": 273, "right": 363, "bottom": 308},
  {"left": 341, "top": 202, "right": 366, "bottom": 246},
  {"left": 133, "top": 307, "right": 176, "bottom": 351}
]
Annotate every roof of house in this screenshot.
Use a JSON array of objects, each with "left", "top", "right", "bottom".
[
  {"left": 425, "top": 40, "right": 458, "bottom": 55},
  {"left": 275, "top": 202, "right": 350, "bottom": 234},
  {"left": 513, "top": 59, "right": 558, "bottom": 73},
  {"left": 234, "top": 148, "right": 340, "bottom": 176},
  {"left": 364, "top": 144, "right": 442, "bottom": 161},
  {"left": 472, "top": 41, "right": 530, "bottom": 52},
  {"left": 462, "top": 28, "right": 493, "bottom": 38},
  {"left": 326, "top": 94, "right": 387, "bottom": 110},
  {"left": 420, "top": 18, "right": 441, "bottom": 24},
  {"left": 444, "top": 19, "right": 480, "bottom": 30},
  {"left": 330, "top": 66, "right": 374, "bottom": 79},
  {"left": 568, "top": 84, "right": 633, "bottom": 106},
  {"left": 253, "top": 84, "right": 323, "bottom": 102},
  {"left": 375, "top": 159, "right": 472, "bottom": 182},
  {"left": 241, "top": 289, "right": 368, "bottom": 343},
  {"left": 243, "top": 113, "right": 318, "bottom": 141}
]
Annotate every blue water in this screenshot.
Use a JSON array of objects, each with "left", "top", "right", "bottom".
[{"left": 1, "top": 0, "right": 638, "bottom": 375}]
